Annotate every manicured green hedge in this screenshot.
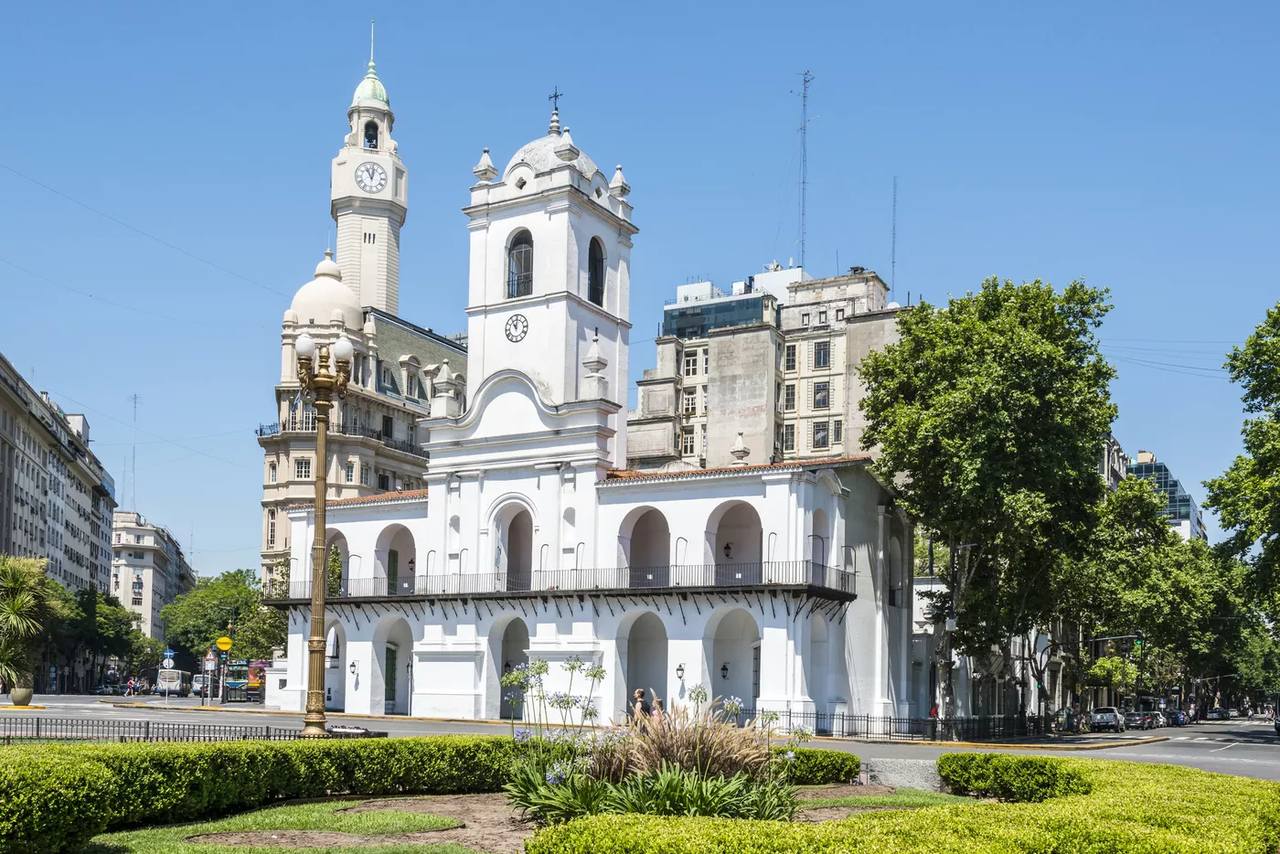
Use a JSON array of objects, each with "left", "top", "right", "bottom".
[
  {"left": 776, "top": 746, "right": 860, "bottom": 784},
  {"left": 0, "top": 735, "right": 861, "bottom": 853},
  {"left": 0, "top": 735, "right": 517, "bottom": 854},
  {"left": 527, "top": 754, "right": 1280, "bottom": 853}
]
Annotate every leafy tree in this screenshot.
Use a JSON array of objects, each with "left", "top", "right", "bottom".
[
  {"left": 123, "top": 633, "right": 165, "bottom": 676},
  {"left": 327, "top": 546, "right": 343, "bottom": 596},
  {"left": 1206, "top": 301, "right": 1280, "bottom": 609},
  {"left": 1088, "top": 655, "right": 1137, "bottom": 696},
  {"left": 859, "top": 278, "right": 1116, "bottom": 715},
  {"left": 160, "top": 569, "right": 261, "bottom": 659},
  {"left": 0, "top": 556, "right": 62, "bottom": 688},
  {"left": 235, "top": 604, "right": 287, "bottom": 662}
]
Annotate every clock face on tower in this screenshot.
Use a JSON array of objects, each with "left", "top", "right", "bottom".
[
  {"left": 354, "top": 162, "right": 388, "bottom": 193},
  {"left": 504, "top": 314, "right": 529, "bottom": 343}
]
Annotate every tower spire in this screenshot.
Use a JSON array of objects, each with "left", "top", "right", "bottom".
[
  {"left": 369, "top": 18, "right": 376, "bottom": 67},
  {"left": 548, "top": 85, "right": 563, "bottom": 135}
]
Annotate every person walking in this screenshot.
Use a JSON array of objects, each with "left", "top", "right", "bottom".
[
  {"left": 631, "top": 688, "right": 650, "bottom": 723},
  {"left": 651, "top": 697, "right": 665, "bottom": 721}
]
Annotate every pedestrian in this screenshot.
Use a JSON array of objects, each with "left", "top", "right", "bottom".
[
  {"left": 651, "top": 697, "right": 665, "bottom": 721},
  {"left": 631, "top": 688, "right": 649, "bottom": 723},
  {"left": 124, "top": 677, "right": 134, "bottom": 697}
]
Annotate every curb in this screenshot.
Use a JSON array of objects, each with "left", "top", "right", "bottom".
[
  {"left": 105, "top": 701, "right": 514, "bottom": 727},
  {"left": 823, "top": 734, "right": 1170, "bottom": 751},
  {"left": 0, "top": 705, "right": 47, "bottom": 711}
]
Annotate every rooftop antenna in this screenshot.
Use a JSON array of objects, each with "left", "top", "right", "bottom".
[
  {"left": 797, "top": 70, "right": 814, "bottom": 270},
  {"left": 369, "top": 18, "right": 375, "bottom": 65},
  {"left": 890, "top": 176, "right": 898, "bottom": 301},
  {"left": 129, "top": 393, "right": 140, "bottom": 509}
]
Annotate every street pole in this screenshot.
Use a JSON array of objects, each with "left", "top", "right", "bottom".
[{"left": 296, "top": 332, "right": 352, "bottom": 738}]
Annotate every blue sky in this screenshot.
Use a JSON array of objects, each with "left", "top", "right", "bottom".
[{"left": 1, "top": 2, "right": 1275, "bottom": 574}]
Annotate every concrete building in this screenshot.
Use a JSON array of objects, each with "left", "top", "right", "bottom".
[
  {"left": 1099, "top": 434, "right": 1130, "bottom": 491},
  {"left": 1128, "top": 450, "right": 1206, "bottom": 541},
  {"left": 257, "top": 52, "right": 466, "bottom": 590},
  {"left": 264, "top": 88, "right": 916, "bottom": 725},
  {"left": 111, "top": 511, "right": 196, "bottom": 639},
  {"left": 0, "top": 351, "right": 116, "bottom": 594},
  {"left": 628, "top": 264, "right": 901, "bottom": 471}
]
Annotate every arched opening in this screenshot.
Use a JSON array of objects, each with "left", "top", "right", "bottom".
[
  {"left": 495, "top": 506, "right": 533, "bottom": 592},
  {"left": 375, "top": 524, "right": 416, "bottom": 596},
  {"left": 372, "top": 617, "right": 414, "bottom": 715},
  {"left": 704, "top": 608, "right": 760, "bottom": 711},
  {"left": 809, "top": 508, "right": 830, "bottom": 585},
  {"left": 363, "top": 120, "right": 379, "bottom": 149},
  {"left": 497, "top": 619, "right": 530, "bottom": 720},
  {"left": 806, "top": 613, "right": 829, "bottom": 717},
  {"left": 710, "top": 502, "right": 763, "bottom": 586},
  {"left": 324, "top": 620, "right": 347, "bottom": 711},
  {"left": 625, "top": 508, "right": 670, "bottom": 588},
  {"left": 587, "top": 237, "right": 606, "bottom": 306},
  {"left": 325, "top": 531, "right": 350, "bottom": 596},
  {"left": 507, "top": 230, "right": 533, "bottom": 298},
  {"left": 621, "top": 612, "right": 668, "bottom": 716}
]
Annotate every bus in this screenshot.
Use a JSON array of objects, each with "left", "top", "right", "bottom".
[
  {"left": 156, "top": 668, "right": 192, "bottom": 697},
  {"left": 224, "top": 660, "right": 268, "bottom": 702}
]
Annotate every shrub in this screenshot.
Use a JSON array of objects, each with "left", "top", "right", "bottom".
[
  {"left": 776, "top": 746, "right": 860, "bottom": 784},
  {"left": 0, "top": 735, "right": 518, "bottom": 853},
  {"left": 526, "top": 754, "right": 1280, "bottom": 854}
]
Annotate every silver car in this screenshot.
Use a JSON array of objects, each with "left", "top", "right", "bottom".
[{"left": 1090, "top": 706, "right": 1126, "bottom": 732}]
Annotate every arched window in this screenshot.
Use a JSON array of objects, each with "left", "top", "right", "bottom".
[
  {"left": 363, "top": 121, "right": 379, "bottom": 149},
  {"left": 588, "top": 238, "right": 605, "bottom": 307},
  {"left": 507, "top": 230, "right": 533, "bottom": 298}
]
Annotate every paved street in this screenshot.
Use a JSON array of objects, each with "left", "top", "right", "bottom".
[{"left": 6, "top": 695, "right": 1278, "bottom": 781}]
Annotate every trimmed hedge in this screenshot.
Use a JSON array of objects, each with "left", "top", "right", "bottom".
[
  {"left": 526, "top": 754, "right": 1280, "bottom": 853},
  {"left": 0, "top": 735, "right": 517, "bottom": 853},
  {"left": 776, "top": 746, "right": 860, "bottom": 784},
  {"left": 0, "top": 735, "right": 860, "bottom": 853}
]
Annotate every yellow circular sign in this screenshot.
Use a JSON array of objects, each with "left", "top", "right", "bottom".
[{"left": 215, "top": 636, "right": 233, "bottom": 652}]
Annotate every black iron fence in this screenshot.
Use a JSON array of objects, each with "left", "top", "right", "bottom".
[
  {"left": 0, "top": 717, "right": 389, "bottom": 743},
  {"left": 272, "top": 560, "right": 856, "bottom": 601}
]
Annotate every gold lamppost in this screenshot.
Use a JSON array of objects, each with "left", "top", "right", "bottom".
[{"left": 294, "top": 332, "right": 353, "bottom": 737}]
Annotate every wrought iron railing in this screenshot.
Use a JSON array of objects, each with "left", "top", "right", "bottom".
[
  {"left": 619, "top": 708, "right": 1045, "bottom": 742},
  {"left": 255, "top": 420, "right": 426, "bottom": 458},
  {"left": 270, "top": 560, "right": 855, "bottom": 600}
]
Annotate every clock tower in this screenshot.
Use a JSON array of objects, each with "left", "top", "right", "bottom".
[{"left": 331, "top": 38, "right": 407, "bottom": 315}]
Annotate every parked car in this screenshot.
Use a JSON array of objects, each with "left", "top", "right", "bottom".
[
  {"left": 1169, "top": 710, "right": 1188, "bottom": 726},
  {"left": 1206, "top": 707, "right": 1229, "bottom": 720},
  {"left": 1124, "top": 711, "right": 1146, "bottom": 730},
  {"left": 1151, "top": 711, "right": 1167, "bottom": 727},
  {"left": 92, "top": 684, "right": 122, "bottom": 696},
  {"left": 1090, "top": 706, "right": 1126, "bottom": 733}
]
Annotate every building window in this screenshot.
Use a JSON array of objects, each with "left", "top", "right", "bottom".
[
  {"left": 681, "top": 429, "right": 696, "bottom": 456},
  {"left": 377, "top": 472, "right": 391, "bottom": 491},
  {"left": 682, "top": 390, "right": 697, "bottom": 414},
  {"left": 382, "top": 415, "right": 394, "bottom": 438},
  {"left": 267, "top": 509, "right": 276, "bottom": 548},
  {"left": 784, "top": 344, "right": 796, "bottom": 371},
  {"left": 818, "top": 310, "right": 827, "bottom": 324},
  {"left": 345, "top": 461, "right": 355, "bottom": 483},
  {"left": 360, "top": 464, "right": 371, "bottom": 486},
  {"left": 813, "top": 381, "right": 830, "bottom": 410},
  {"left": 588, "top": 237, "right": 606, "bottom": 306},
  {"left": 814, "top": 341, "right": 830, "bottom": 369},
  {"left": 684, "top": 352, "right": 699, "bottom": 377},
  {"left": 703, "top": 349, "right": 710, "bottom": 374},
  {"left": 783, "top": 423, "right": 795, "bottom": 452},
  {"left": 801, "top": 312, "right": 810, "bottom": 326},
  {"left": 833, "top": 419, "right": 843, "bottom": 444},
  {"left": 295, "top": 458, "right": 311, "bottom": 480},
  {"left": 835, "top": 308, "right": 845, "bottom": 321},
  {"left": 813, "top": 421, "right": 830, "bottom": 450},
  {"left": 363, "top": 120, "right": 379, "bottom": 149},
  {"left": 784, "top": 384, "right": 796, "bottom": 411},
  {"left": 268, "top": 463, "right": 277, "bottom": 483},
  {"left": 507, "top": 229, "right": 534, "bottom": 298}
]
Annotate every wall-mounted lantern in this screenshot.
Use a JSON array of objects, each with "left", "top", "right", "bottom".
[
  {"left": 720, "top": 663, "right": 729, "bottom": 680},
  {"left": 349, "top": 661, "right": 358, "bottom": 676},
  {"left": 723, "top": 542, "right": 733, "bottom": 559},
  {"left": 675, "top": 663, "right": 685, "bottom": 681}
]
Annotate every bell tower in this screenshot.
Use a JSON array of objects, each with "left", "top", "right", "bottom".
[{"left": 331, "top": 22, "right": 407, "bottom": 315}]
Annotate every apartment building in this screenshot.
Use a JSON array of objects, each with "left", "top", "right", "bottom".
[
  {"left": 628, "top": 263, "right": 902, "bottom": 469},
  {"left": 1128, "top": 450, "right": 1207, "bottom": 541},
  {"left": 111, "top": 511, "right": 196, "bottom": 639},
  {"left": 0, "top": 351, "right": 116, "bottom": 593}
]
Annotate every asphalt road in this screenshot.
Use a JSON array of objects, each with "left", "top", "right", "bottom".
[{"left": 6, "top": 694, "right": 1278, "bottom": 781}]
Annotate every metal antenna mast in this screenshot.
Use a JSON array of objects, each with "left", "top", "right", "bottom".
[
  {"left": 890, "top": 175, "right": 898, "bottom": 300},
  {"left": 797, "top": 70, "right": 815, "bottom": 269},
  {"left": 129, "top": 393, "right": 140, "bottom": 509}
]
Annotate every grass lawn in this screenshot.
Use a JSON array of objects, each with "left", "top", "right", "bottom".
[
  {"left": 799, "top": 787, "right": 970, "bottom": 810},
  {"left": 83, "top": 799, "right": 477, "bottom": 854}
]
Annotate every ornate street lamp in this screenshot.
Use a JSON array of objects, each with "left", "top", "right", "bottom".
[{"left": 295, "top": 332, "right": 353, "bottom": 737}]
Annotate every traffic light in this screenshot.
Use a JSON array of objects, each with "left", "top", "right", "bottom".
[{"left": 1133, "top": 631, "right": 1144, "bottom": 653}]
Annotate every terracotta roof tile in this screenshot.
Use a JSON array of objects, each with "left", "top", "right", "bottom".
[
  {"left": 604, "top": 454, "right": 871, "bottom": 484},
  {"left": 287, "top": 488, "right": 428, "bottom": 512}
]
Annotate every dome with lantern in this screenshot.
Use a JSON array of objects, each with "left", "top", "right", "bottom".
[
  {"left": 287, "top": 250, "right": 363, "bottom": 330},
  {"left": 502, "top": 109, "right": 602, "bottom": 181}
]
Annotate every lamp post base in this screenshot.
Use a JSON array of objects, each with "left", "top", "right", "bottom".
[{"left": 300, "top": 714, "right": 330, "bottom": 738}]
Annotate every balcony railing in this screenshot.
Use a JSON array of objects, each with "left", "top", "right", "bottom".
[
  {"left": 268, "top": 560, "right": 855, "bottom": 601},
  {"left": 255, "top": 421, "right": 427, "bottom": 459}
]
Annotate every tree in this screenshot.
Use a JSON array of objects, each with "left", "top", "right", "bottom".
[
  {"left": 159, "top": 569, "right": 285, "bottom": 662},
  {"left": 859, "top": 278, "right": 1116, "bottom": 717},
  {"left": 1206, "top": 300, "right": 1280, "bottom": 610},
  {"left": 0, "top": 556, "right": 62, "bottom": 688},
  {"left": 124, "top": 633, "right": 165, "bottom": 676},
  {"left": 160, "top": 569, "right": 261, "bottom": 659},
  {"left": 327, "top": 546, "right": 343, "bottom": 596}
]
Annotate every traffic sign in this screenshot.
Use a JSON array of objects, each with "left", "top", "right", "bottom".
[
  {"left": 164, "top": 648, "right": 175, "bottom": 658},
  {"left": 161, "top": 658, "right": 175, "bottom": 669},
  {"left": 203, "top": 652, "right": 217, "bottom": 672},
  {"left": 215, "top": 636, "right": 233, "bottom": 652}
]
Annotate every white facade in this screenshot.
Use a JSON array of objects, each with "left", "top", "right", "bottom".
[
  {"left": 111, "top": 510, "right": 195, "bottom": 639},
  {"left": 265, "top": 85, "right": 915, "bottom": 727}
]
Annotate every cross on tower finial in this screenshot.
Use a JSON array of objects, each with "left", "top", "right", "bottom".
[{"left": 548, "top": 85, "right": 563, "bottom": 112}]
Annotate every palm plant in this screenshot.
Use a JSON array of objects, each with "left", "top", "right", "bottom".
[{"left": 0, "top": 556, "right": 57, "bottom": 689}]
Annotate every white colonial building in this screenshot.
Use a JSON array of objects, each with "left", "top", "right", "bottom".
[{"left": 265, "top": 61, "right": 915, "bottom": 726}]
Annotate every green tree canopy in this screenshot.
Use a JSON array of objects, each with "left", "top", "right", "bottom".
[
  {"left": 159, "top": 569, "right": 284, "bottom": 661},
  {"left": 0, "top": 556, "right": 63, "bottom": 686}
]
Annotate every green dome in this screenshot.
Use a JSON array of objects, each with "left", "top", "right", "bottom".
[{"left": 351, "top": 61, "right": 389, "bottom": 107}]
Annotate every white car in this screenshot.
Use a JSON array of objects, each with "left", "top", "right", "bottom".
[{"left": 1090, "top": 706, "right": 1126, "bottom": 733}]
